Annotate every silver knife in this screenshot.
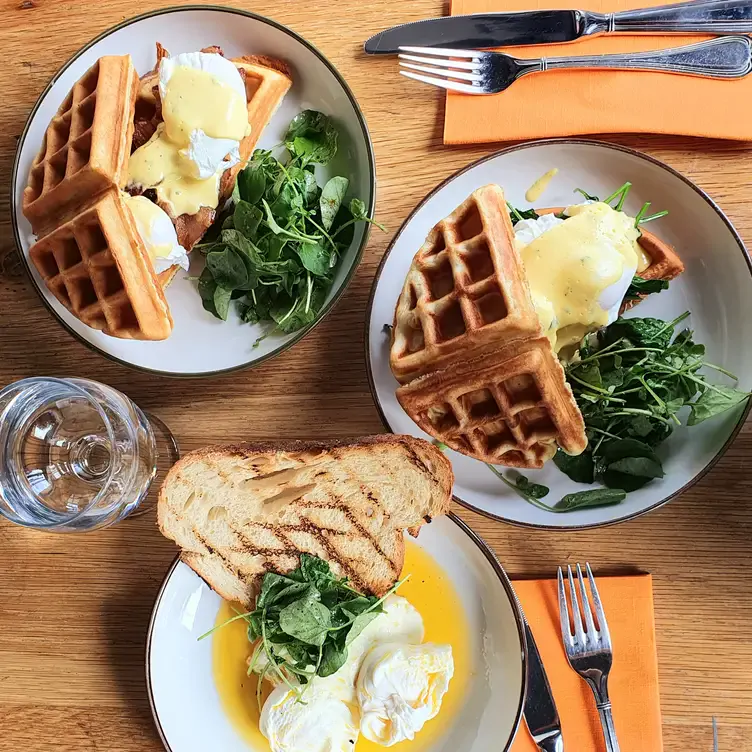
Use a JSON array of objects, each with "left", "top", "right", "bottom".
[
  {"left": 364, "top": 0, "right": 752, "bottom": 54},
  {"left": 524, "top": 621, "right": 564, "bottom": 752}
]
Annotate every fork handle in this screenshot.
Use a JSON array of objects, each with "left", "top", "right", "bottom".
[
  {"left": 596, "top": 701, "right": 620, "bottom": 752},
  {"left": 535, "top": 36, "right": 752, "bottom": 78}
]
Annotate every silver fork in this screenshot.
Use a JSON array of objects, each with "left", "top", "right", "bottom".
[
  {"left": 398, "top": 36, "right": 752, "bottom": 94},
  {"left": 558, "top": 564, "right": 620, "bottom": 752}
]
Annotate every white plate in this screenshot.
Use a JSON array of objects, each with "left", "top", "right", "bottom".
[
  {"left": 147, "top": 514, "right": 526, "bottom": 752},
  {"left": 366, "top": 140, "right": 752, "bottom": 530},
  {"left": 12, "top": 6, "right": 375, "bottom": 377}
]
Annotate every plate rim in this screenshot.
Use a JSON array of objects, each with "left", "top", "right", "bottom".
[
  {"left": 11, "top": 4, "right": 377, "bottom": 379},
  {"left": 144, "top": 511, "right": 528, "bottom": 752},
  {"left": 363, "top": 138, "right": 752, "bottom": 531}
]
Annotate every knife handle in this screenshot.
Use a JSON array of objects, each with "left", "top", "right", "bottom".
[{"left": 600, "top": 0, "right": 752, "bottom": 33}]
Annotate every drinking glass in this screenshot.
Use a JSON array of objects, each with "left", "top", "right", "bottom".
[{"left": 0, "top": 377, "right": 179, "bottom": 532}]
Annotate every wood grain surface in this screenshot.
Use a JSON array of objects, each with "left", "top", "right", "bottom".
[{"left": 1, "top": 1, "right": 751, "bottom": 751}]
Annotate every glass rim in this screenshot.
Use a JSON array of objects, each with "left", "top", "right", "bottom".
[{"left": 0, "top": 375, "right": 119, "bottom": 528}]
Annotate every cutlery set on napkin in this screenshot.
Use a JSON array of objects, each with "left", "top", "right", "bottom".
[
  {"left": 365, "top": 0, "right": 752, "bottom": 140},
  {"left": 514, "top": 567, "right": 661, "bottom": 751}
]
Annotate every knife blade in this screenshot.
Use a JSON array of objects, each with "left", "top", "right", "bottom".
[
  {"left": 364, "top": 0, "right": 752, "bottom": 54},
  {"left": 523, "top": 621, "right": 564, "bottom": 752},
  {"left": 364, "top": 11, "right": 581, "bottom": 54}
]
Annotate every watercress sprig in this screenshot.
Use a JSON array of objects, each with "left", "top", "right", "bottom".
[{"left": 195, "top": 110, "right": 384, "bottom": 345}]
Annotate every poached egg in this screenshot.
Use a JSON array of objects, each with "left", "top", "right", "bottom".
[
  {"left": 128, "top": 51, "right": 248, "bottom": 217},
  {"left": 258, "top": 595, "right": 453, "bottom": 751},
  {"left": 357, "top": 643, "right": 454, "bottom": 746},
  {"left": 514, "top": 202, "right": 651, "bottom": 354},
  {"left": 121, "top": 192, "right": 189, "bottom": 274}
]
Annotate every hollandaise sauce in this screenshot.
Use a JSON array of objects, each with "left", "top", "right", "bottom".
[
  {"left": 525, "top": 168, "right": 558, "bottom": 203},
  {"left": 519, "top": 202, "right": 650, "bottom": 353},
  {"left": 212, "top": 541, "right": 472, "bottom": 751},
  {"left": 128, "top": 53, "right": 247, "bottom": 217}
]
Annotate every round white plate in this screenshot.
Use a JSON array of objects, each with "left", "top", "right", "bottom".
[
  {"left": 12, "top": 6, "right": 375, "bottom": 377},
  {"left": 147, "top": 514, "right": 526, "bottom": 752},
  {"left": 366, "top": 140, "right": 752, "bottom": 529}
]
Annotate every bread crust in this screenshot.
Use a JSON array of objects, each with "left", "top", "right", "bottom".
[{"left": 158, "top": 435, "right": 454, "bottom": 606}]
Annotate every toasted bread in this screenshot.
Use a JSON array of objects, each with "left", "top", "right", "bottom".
[{"left": 157, "top": 436, "right": 454, "bottom": 606}]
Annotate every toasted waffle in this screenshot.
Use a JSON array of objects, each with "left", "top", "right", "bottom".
[
  {"left": 536, "top": 207, "right": 684, "bottom": 311},
  {"left": 397, "top": 338, "right": 587, "bottom": 468},
  {"left": 390, "top": 184, "right": 542, "bottom": 384},
  {"left": 391, "top": 185, "right": 587, "bottom": 468},
  {"left": 23, "top": 56, "right": 139, "bottom": 237},
  {"left": 29, "top": 189, "right": 172, "bottom": 340},
  {"left": 129, "top": 46, "right": 292, "bottom": 257}
]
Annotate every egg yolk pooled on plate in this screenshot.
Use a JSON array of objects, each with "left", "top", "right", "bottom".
[
  {"left": 515, "top": 202, "right": 651, "bottom": 354},
  {"left": 211, "top": 541, "right": 471, "bottom": 752},
  {"left": 128, "top": 51, "right": 248, "bottom": 217}
]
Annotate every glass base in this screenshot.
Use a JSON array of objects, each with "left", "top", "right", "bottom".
[{"left": 127, "top": 411, "right": 180, "bottom": 518}]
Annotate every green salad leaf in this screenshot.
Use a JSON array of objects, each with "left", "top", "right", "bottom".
[
  {"left": 195, "top": 111, "right": 384, "bottom": 344},
  {"left": 200, "top": 554, "right": 406, "bottom": 707},
  {"left": 556, "top": 313, "right": 749, "bottom": 497}
]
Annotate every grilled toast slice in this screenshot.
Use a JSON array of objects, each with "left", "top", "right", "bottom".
[{"left": 157, "top": 436, "right": 454, "bottom": 606}]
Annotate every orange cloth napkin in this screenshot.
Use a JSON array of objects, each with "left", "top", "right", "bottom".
[
  {"left": 445, "top": 0, "right": 752, "bottom": 142},
  {"left": 511, "top": 574, "right": 663, "bottom": 752}
]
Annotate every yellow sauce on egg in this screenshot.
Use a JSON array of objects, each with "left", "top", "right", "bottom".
[
  {"left": 212, "top": 541, "right": 472, "bottom": 751},
  {"left": 520, "top": 202, "right": 645, "bottom": 353},
  {"left": 128, "top": 60, "right": 247, "bottom": 217}
]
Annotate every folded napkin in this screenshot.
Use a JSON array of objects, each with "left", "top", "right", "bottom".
[
  {"left": 445, "top": 0, "right": 752, "bottom": 143},
  {"left": 511, "top": 574, "right": 663, "bottom": 751}
]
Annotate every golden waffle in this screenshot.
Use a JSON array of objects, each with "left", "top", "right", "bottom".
[
  {"left": 397, "top": 338, "right": 587, "bottom": 468},
  {"left": 29, "top": 189, "right": 172, "bottom": 341},
  {"left": 23, "top": 56, "right": 139, "bottom": 237},
  {"left": 130, "top": 47, "right": 292, "bottom": 255},
  {"left": 390, "top": 184, "right": 541, "bottom": 384}
]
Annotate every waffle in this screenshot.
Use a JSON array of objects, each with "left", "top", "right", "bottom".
[
  {"left": 390, "top": 184, "right": 542, "bottom": 384},
  {"left": 391, "top": 185, "right": 587, "bottom": 468},
  {"left": 130, "top": 47, "right": 292, "bottom": 255},
  {"left": 536, "top": 207, "right": 684, "bottom": 311},
  {"left": 397, "top": 338, "right": 587, "bottom": 468},
  {"left": 29, "top": 189, "right": 172, "bottom": 340},
  {"left": 23, "top": 56, "right": 139, "bottom": 237}
]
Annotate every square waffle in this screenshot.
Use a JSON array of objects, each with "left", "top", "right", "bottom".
[
  {"left": 396, "top": 338, "right": 587, "bottom": 468},
  {"left": 390, "top": 184, "right": 542, "bottom": 384},
  {"left": 23, "top": 56, "right": 139, "bottom": 236},
  {"left": 29, "top": 189, "right": 172, "bottom": 340}
]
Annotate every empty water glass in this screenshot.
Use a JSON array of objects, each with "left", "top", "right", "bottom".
[{"left": 0, "top": 376, "right": 179, "bottom": 532}]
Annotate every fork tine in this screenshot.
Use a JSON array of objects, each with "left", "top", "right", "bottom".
[
  {"left": 399, "top": 45, "right": 480, "bottom": 58},
  {"left": 567, "top": 564, "right": 586, "bottom": 644},
  {"left": 576, "top": 563, "right": 598, "bottom": 636},
  {"left": 399, "top": 70, "right": 482, "bottom": 94},
  {"left": 398, "top": 53, "right": 480, "bottom": 71},
  {"left": 586, "top": 562, "right": 612, "bottom": 645},
  {"left": 557, "top": 566, "right": 573, "bottom": 645},
  {"left": 399, "top": 61, "right": 482, "bottom": 82}
]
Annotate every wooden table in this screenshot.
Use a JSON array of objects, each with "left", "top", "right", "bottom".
[{"left": 2, "top": 1, "right": 751, "bottom": 750}]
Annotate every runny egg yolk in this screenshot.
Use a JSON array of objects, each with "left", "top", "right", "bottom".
[
  {"left": 518, "top": 202, "right": 651, "bottom": 354},
  {"left": 211, "top": 541, "right": 471, "bottom": 751},
  {"left": 128, "top": 55, "right": 247, "bottom": 217}
]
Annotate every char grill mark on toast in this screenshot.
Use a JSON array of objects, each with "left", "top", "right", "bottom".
[
  {"left": 297, "top": 498, "right": 397, "bottom": 577},
  {"left": 193, "top": 533, "right": 251, "bottom": 584}
]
